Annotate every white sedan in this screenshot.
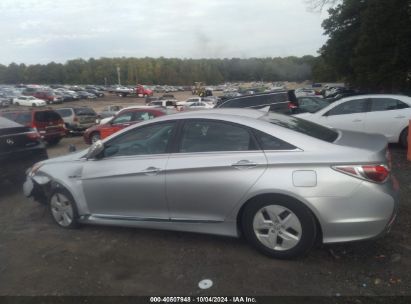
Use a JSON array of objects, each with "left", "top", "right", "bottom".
[
  {"left": 294, "top": 94, "right": 411, "bottom": 147},
  {"left": 13, "top": 96, "right": 46, "bottom": 107},
  {"left": 182, "top": 101, "right": 214, "bottom": 111}
]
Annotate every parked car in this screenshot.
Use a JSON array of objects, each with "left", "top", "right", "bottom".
[
  {"left": 23, "top": 108, "right": 398, "bottom": 259},
  {"left": 77, "top": 91, "right": 97, "bottom": 99},
  {"left": 98, "top": 105, "right": 123, "bottom": 120},
  {"left": 32, "top": 91, "right": 63, "bottom": 104},
  {"left": 0, "top": 116, "right": 48, "bottom": 183},
  {"left": 83, "top": 107, "right": 165, "bottom": 144},
  {"left": 216, "top": 91, "right": 298, "bottom": 114},
  {"left": 0, "top": 109, "right": 66, "bottom": 145},
  {"left": 295, "top": 88, "right": 317, "bottom": 98},
  {"left": 149, "top": 100, "right": 178, "bottom": 108},
  {"left": 295, "top": 94, "right": 411, "bottom": 147},
  {"left": 295, "top": 96, "right": 331, "bottom": 114},
  {"left": 86, "top": 89, "right": 105, "bottom": 97},
  {"left": 135, "top": 85, "right": 153, "bottom": 97},
  {"left": 55, "top": 107, "right": 97, "bottom": 133},
  {"left": 0, "top": 97, "right": 10, "bottom": 108},
  {"left": 13, "top": 96, "right": 46, "bottom": 107},
  {"left": 182, "top": 101, "right": 214, "bottom": 111}
]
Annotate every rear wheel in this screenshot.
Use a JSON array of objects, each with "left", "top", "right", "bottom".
[
  {"left": 49, "top": 188, "right": 79, "bottom": 229},
  {"left": 399, "top": 127, "right": 408, "bottom": 148},
  {"left": 47, "top": 138, "right": 61, "bottom": 145},
  {"left": 90, "top": 132, "right": 101, "bottom": 144},
  {"left": 241, "top": 196, "right": 317, "bottom": 259},
  {"left": 32, "top": 103, "right": 36, "bottom": 107},
  {"left": 15, "top": 102, "right": 20, "bottom": 106}
]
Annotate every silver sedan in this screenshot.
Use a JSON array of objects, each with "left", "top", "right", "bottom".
[{"left": 23, "top": 109, "right": 399, "bottom": 258}]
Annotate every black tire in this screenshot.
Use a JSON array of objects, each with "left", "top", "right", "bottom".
[
  {"left": 241, "top": 196, "right": 317, "bottom": 259},
  {"left": 47, "top": 138, "right": 61, "bottom": 145},
  {"left": 399, "top": 127, "right": 408, "bottom": 148},
  {"left": 15, "top": 102, "right": 19, "bottom": 106},
  {"left": 32, "top": 103, "right": 36, "bottom": 107},
  {"left": 48, "top": 188, "right": 79, "bottom": 229},
  {"left": 90, "top": 132, "right": 101, "bottom": 143}
]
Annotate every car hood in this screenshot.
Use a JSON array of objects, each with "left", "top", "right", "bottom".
[{"left": 41, "top": 149, "right": 87, "bottom": 165}]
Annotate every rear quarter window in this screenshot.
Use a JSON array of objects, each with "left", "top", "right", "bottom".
[
  {"left": 34, "top": 111, "right": 61, "bottom": 122},
  {"left": 56, "top": 109, "right": 72, "bottom": 117},
  {"left": 262, "top": 113, "right": 339, "bottom": 143},
  {"left": 74, "top": 108, "right": 96, "bottom": 115}
]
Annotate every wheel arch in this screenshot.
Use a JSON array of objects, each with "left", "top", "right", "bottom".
[{"left": 235, "top": 192, "right": 323, "bottom": 243}]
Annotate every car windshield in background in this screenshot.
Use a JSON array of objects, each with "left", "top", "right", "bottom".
[
  {"left": 74, "top": 108, "right": 96, "bottom": 115},
  {"left": 261, "top": 113, "right": 339, "bottom": 143}
]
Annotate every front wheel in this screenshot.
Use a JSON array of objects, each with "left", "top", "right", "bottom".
[
  {"left": 90, "top": 132, "right": 101, "bottom": 144},
  {"left": 241, "top": 197, "right": 317, "bottom": 259},
  {"left": 49, "top": 188, "right": 79, "bottom": 229}
]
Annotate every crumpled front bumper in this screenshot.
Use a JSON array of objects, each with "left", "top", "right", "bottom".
[{"left": 23, "top": 174, "right": 51, "bottom": 204}]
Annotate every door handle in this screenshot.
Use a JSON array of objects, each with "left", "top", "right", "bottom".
[
  {"left": 141, "top": 167, "right": 161, "bottom": 175},
  {"left": 394, "top": 116, "right": 405, "bottom": 119},
  {"left": 352, "top": 119, "right": 362, "bottom": 122},
  {"left": 231, "top": 160, "right": 257, "bottom": 169}
]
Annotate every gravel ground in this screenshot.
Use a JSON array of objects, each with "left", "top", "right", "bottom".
[{"left": 0, "top": 94, "right": 410, "bottom": 296}]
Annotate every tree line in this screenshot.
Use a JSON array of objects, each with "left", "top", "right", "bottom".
[
  {"left": 0, "top": 56, "right": 316, "bottom": 86},
  {"left": 312, "top": 0, "right": 411, "bottom": 92}
]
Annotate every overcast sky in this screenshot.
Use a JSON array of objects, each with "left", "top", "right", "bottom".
[{"left": 0, "top": 0, "right": 329, "bottom": 65}]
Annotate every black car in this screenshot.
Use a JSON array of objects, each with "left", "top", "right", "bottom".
[
  {"left": 0, "top": 116, "right": 48, "bottom": 183},
  {"left": 215, "top": 90, "right": 298, "bottom": 114},
  {"left": 86, "top": 89, "right": 105, "bottom": 97},
  {"left": 295, "top": 96, "right": 332, "bottom": 114}
]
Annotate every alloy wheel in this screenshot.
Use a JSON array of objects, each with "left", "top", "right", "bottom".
[{"left": 253, "top": 204, "right": 302, "bottom": 251}]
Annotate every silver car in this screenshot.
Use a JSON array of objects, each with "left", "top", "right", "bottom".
[{"left": 23, "top": 109, "right": 399, "bottom": 258}]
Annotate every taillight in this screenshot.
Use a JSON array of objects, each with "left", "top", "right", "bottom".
[
  {"left": 27, "top": 128, "right": 41, "bottom": 140},
  {"left": 73, "top": 116, "right": 79, "bottom": 122},
  {"left": 332, "top": 164, "right": 390, "bottom": 183},
  {"left": 288, "top": 102, "right": 298, "bottom": 109}
]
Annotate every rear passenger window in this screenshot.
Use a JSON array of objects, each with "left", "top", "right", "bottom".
[
  {"left": 326, "top": 99, "right": 369, "bottom": 116},
  {"left": 179, "top": 120, "right": 256, "bottom": 153},
  {"left": 254, "top": 130, "right": 296, "bottom": 150},
  {"left": 371, "top": 98, "right": 409, "bottom": 111},
  {"left": 56, "top": 109, "right": 72, "bottom": 117}
]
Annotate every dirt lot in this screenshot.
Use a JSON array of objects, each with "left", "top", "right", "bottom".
[{"left": 0, "top": 94, "right": 410, "bottom": 296}]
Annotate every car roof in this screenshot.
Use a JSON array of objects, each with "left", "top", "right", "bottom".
[
  {"left": 0, "top": 116, "right": 23, "bottom": 128},
  {"left": 159, "top": 108, "right": 266, "bottom": 120}
]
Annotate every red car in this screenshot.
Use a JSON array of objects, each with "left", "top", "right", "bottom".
[
  {"left": 83, "top": 108, "right": 165, "bottom": 144},
  {"left": 32, "top": 91, "right": 63, "bottom": 104},
  {"left": 135, "top": 85, "right": 153, "bottom": 97},
  {"left": 0, "top": 109, "right": 67, "bottom": 145}
]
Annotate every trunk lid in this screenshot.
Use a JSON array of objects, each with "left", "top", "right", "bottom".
[{"left": 334, "top": 130, "right": 388, "bottom": 162}]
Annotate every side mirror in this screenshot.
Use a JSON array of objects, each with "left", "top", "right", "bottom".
[{"left": 85, "top": 140, "right": 104, "bottom": 159}]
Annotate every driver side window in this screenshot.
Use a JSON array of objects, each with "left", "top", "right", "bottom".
[
  {"left": 325, "top": 99, "right": 369, "bottom": 116},
  {"left": 112, "top": 112, "right": 133, "bottom": 124},
  {"left": 103, "top": 122, "right": 176, "bottom": 158}
]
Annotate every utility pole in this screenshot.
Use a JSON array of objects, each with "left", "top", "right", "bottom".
[
  {"left": 116, "top": 66, "right": 121, "bottom": 86},
  {"left": 104, "top": 77, "right": 107, "bottom": 87}
]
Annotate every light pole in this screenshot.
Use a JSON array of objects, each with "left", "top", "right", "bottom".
[{"left": 116, "top": 66, "right": 121, "bottom": 86}]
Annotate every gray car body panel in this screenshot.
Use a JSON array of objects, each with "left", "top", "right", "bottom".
[{"left": 25, "top": 109, "right": 399, "bottom": 242}]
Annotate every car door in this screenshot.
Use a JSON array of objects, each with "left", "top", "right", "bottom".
[
  {"left": 166, "top": 119, "right": 267, "bottom": 222},
  {"left": 317, "top": 98, "right": 370, "bottom": 132},
  {"left": 364, "top": 97, "right": 410, "bottom": 141},
  {"left": 81, "top": 121, "right": 177, "bottom": 219},
  {"left": 100, "top": 111, "right": 135, "bottom": 139}
]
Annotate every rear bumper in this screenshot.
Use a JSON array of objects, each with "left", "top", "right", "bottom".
[{"left": 310, "top": 175, "right": 400, "bottom": 244}]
